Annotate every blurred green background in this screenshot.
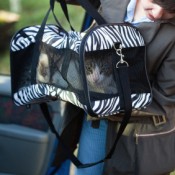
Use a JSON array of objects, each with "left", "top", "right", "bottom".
[{"left": 0, "top": 0, "right": 85, "bottom": 74}]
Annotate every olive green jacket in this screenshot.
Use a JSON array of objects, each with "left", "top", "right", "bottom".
[{"left": 99, "top": 1, "right": 175, "bottom": 174}]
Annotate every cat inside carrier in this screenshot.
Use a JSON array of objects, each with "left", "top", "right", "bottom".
[{"left": 36, "top": 43, "right": 118, "bottom": 97}]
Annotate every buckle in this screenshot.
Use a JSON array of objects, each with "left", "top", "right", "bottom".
[{"left": 152, "top": 115, "right": 167, "bottom": 126}]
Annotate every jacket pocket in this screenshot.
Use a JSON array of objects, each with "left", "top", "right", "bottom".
[{"left": 135, "top": 126, "right": 175, "bottom": 175}]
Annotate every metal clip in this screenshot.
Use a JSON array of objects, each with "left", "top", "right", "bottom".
[
  {"left": 152, "top": 115, "right": 167, "bottom": 126},
  {"left": 114, "top": 44, "right": 129, "bottom": 68}
]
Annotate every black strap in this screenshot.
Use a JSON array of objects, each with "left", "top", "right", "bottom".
[
  {"left": 104, "top": 50, "right": 132, "bottom": 158},
  {"left": 31, "top": 0, "right": 72, "bottom": 84},
  {"left": 31, "top": 0, "right": 106, "bottom": 84},
  {"left": 78, "top": 37, "right": 133, "bottom": 164},
  {"left": 32, "top": 0, "right": 132, "bottom": 170},
  {"left": 75, "top": 0, "right": 106, "bottom": 25},
  {"left": 31, "top": 7, "right": 52, "bottom": 84},
  {"left": 40, "top": 103, "right": 83, "bottom": 167},
  {"left": 105, "top": 65, "right": 132, "bottom": 158},
  {"left": 40, "top": 101, "right": 131, "bottom": 169},
  {"left": 54, "top": 0, "right": 106, "bottom": 25},
  {"left": 40, "top": 103, "right": 105, "bottom": 169},
  {"left": 50, "top": 0, "right": 74, "bottom": 30},
  {"left": 64, "top": 0, "right": 132, "bottom": 168}
]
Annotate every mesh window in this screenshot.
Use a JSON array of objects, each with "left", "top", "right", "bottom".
[{"left": 37, "top": 43, "right": 84, "bottom": 92}]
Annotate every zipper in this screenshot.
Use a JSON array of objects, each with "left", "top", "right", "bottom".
[{"left": 135, "top": 126, "right": 175, "bottom": 144}]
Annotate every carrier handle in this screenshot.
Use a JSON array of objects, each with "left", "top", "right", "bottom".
[
  {"left": 31, "top": 7, "right": 52, "bottom": 84},
  {"left": 31, "top": 0, "right": 106, "bottom": 83},
  {"left": 50, "top": 0, "right": 74, "bottom": 30}
]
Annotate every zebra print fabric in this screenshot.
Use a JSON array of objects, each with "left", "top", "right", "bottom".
[
  {"left": 11, "top": 25, "right": 82, "bottom": 53},
  {"left": 11, "top": 24, "right": 144, "bottom": 53},
  {"left": 14, "top": 84, "right": 152, "bottom": 117},
  {"left": 11, "top": 24, "right": 152, "bottom": 117}
]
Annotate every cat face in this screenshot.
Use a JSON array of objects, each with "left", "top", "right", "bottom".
[
  {"left": 36, "top": 53, "right": 50, "bottom": 83},
  {"left": 36, "top": 49, "right": 63, "bottom": 84},
  {"left": 85, "top": 55, "right": 113, "bottom": 87}
]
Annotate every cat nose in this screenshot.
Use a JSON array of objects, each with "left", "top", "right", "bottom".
[{"left": 92, "top": 76, "right": 99, "bottom": 83}]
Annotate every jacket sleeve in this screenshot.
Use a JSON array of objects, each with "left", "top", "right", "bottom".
[
  {"left": 145, "top": 44, "right": 175, "bottom": 117},
  {"left": 155, "top": 45, "right": 175, "bottom": 101}
]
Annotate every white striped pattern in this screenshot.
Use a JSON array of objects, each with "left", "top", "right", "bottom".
[
  {"left": 85, "top": 25, "right": 145, "bottom": 51},
  {"left": 11, "top": 25, "right": 82, "bottom": 53},
  {"left": 13, "top": 84, "right": 152, "bottom": 117},
  {"left": 11, "top": 24, "right": 144, "bottom": 53}
]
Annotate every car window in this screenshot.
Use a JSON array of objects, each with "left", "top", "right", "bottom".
[{"left": 0, "top": 94, "right": 50, "bottom": 131}]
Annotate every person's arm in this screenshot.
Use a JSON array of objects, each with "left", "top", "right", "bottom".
[
  {"left": 145, "top": 44, "right": 175, "bottom": 117},
  {"left": 154, "top": 45, "right": 175, "bottom": 103}
]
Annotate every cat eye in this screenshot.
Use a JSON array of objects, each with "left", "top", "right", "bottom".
[
  {"left": 86, "top": 66, "right": 91, "bottom": 72},
  {"left": 101, "top": 67, "right": 108, "bottom": 72}
]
